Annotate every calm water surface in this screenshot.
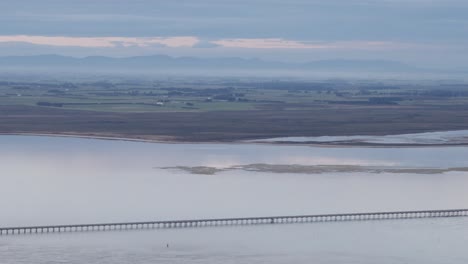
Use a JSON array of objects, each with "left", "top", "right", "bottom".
[{"left": 1, "top": 135, "right": 468, "bottom": 263}]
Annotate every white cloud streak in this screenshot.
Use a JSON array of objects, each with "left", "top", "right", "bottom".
[
  {"left": 212, "top": 38, "right": 406, "bottom": 50},
  {"left": 0, "top": 35, "right": 200, "bottom": 48},
  {"left": 0, "top": 35, "right": 410, "bottom": 51}
]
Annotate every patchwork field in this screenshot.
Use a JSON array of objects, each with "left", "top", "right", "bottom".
[{"left": 1, "top": 76, "right": 468, "bottom": 142}]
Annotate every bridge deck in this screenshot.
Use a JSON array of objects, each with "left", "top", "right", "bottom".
[{"left": 1, "top": 209, "right": 467, "bottom": 236}]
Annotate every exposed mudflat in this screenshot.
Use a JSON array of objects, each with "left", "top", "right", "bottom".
[
  {"left": 162, "top": 164, "right": 468, "bottom": 175},
  {"left": 5, "top": 104, "right": 468, "bottom": 143},
  {"left": 250, "top": 130, "right": 468, "bottom": 146}
]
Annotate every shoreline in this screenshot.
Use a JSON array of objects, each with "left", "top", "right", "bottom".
[{"left": 2, "top": 131, "right": 468, "bottom": 148}]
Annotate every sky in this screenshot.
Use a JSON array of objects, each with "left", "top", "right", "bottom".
[{"left": 1, "top": 0, "right": 467, "bottom": 68}]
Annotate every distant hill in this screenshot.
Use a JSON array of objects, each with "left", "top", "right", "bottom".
[{"left": 0, "top": 54, "right": 427, "bottom": 74}]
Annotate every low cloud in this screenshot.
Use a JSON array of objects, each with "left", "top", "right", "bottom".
[
  {"left": 0, "top": 35, "right": 416, "bottom": 53},
  {"left": 0, "top": 35, "right": 200, "bottom": 48},
  {"left": 193, "top": 40, "right": 221, "bottom": 49},
  {"left": 0, "top": 35, "right": 410, "bottom": 51},
  {"left": 211, "top": 38, "right": 404, "bottom": 50}
]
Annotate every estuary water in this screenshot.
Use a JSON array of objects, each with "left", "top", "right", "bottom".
[{"left": 1, "top": 135, "right": 468, "bottom": 263}]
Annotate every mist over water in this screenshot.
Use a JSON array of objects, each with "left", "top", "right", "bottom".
[{"left": 1, "top": 135, "right": 468, "bottom": 263}]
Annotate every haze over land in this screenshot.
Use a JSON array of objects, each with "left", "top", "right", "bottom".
[{"left": 0, "top": 54, "right": 441, "bottom": 77}]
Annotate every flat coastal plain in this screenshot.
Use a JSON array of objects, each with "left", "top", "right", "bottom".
[{"left": 2, "top": 78, "right": 468, "bottom": 143}]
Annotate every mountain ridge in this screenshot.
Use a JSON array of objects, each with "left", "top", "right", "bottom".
[{"left": 0, "top": 54, "right": 434, "bottom": 73}]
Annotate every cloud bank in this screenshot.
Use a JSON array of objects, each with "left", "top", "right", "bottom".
[{"left": 0, "top": 35, "right": 404, "bottom": 51}]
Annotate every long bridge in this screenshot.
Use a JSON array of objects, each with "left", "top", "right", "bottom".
[{"left": 1, "top": 209, "right": 467, "bottom": 236}]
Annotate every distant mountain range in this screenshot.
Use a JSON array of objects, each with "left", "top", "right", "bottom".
[{"left": 0, "top": 54, "right": 444, "bottom": 74}]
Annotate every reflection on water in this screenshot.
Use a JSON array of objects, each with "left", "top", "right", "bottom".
[{"left": 1, "top": 135, "right": 468, "bottom": 263}]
